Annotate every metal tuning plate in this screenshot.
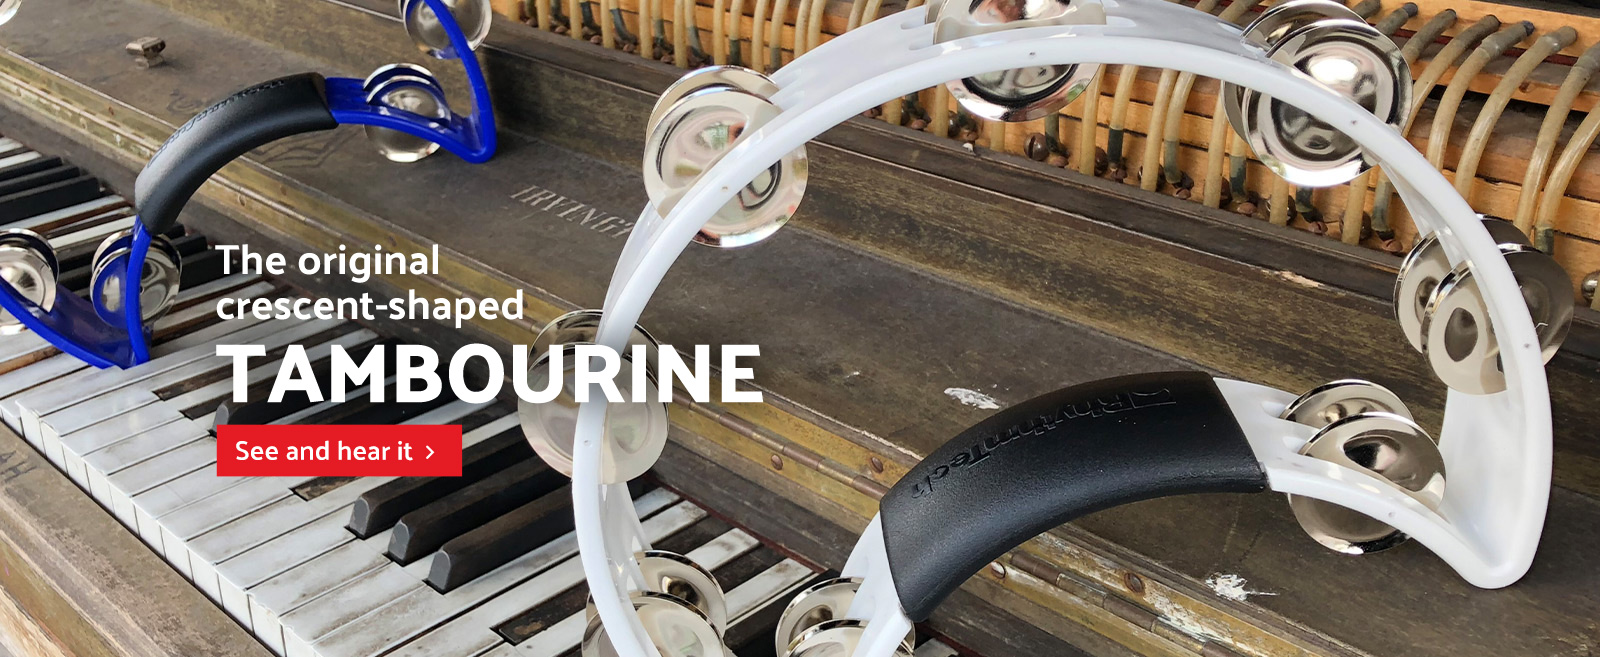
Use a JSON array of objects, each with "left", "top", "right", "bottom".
[
  {"left": 644, "top": 87, "right": 808, "bottom": 247},
  {"left": 401, "top": 0, "right": 492, "bottom": 58},
  {"left": 518, "top": 310, "right": 669, "bottom": 482},
  {"left": 637, "top": 551, "right": 729, "bottom": 633},
  {"left": 1288, "top": 412, "right": 1445, "bottom": 555},
  {"left": 932, "top": 0, "right": 1105, "bottom": 122}
]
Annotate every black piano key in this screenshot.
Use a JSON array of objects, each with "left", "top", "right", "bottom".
[
  {"left": 0, "top": 165, "right": 80, "bottom": 199},
  {"left": 723, "top": 559, "right": 819, "bottom": 657},
  {"left": 0, "top": 174, "right": 100, "bottom": 220},
  {"left": 428, "top": 483, "right": 576, "bottom": 592},
  {"left": 348, "top": 425, "right": 533, "bottom": 537},
  {"left": 0, "top": 155, "right": 60, "bottom": 186},
  {"left": 155, "top": 324, "right": 357, "bottom": 400},
  {"left": 386, "top": 456, "right": 568, "bottom": 564},
  {"left": 178, "top": 248, "right": 228, "bottom": 287},
  {"left": 653, "top": 515, "right": 735, "bottom": 556}
]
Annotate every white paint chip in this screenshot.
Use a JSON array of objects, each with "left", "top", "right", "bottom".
[
  {"left": 944, "top": 387, "right": 1001, "bottom": 410},
  {"left": 1205, "top": 573, "right": 1276, "bottom": 602}
]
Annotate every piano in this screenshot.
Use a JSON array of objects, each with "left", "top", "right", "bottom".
[{"left": 0, "top": 0, "right": 1596, "bottom": 656}]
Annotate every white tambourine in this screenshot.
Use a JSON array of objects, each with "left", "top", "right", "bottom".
[{"left": 526, "top": 2, "right": 1562, "bottom": 657}]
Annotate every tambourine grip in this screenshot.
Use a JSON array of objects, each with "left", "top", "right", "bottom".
[
  {"left": 134, "top": 73, "right": 338, "bottom": 234},
  {"left": 878, "top": 371, "right": 1267, "bottom": 621}
]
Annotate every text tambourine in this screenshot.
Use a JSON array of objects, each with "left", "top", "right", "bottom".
[
  {"left": 517, "top": 1, "right": 1565, "bottom": 657},
  {"left": 0, "top": 0, "right": 497, "bottom": 369}
]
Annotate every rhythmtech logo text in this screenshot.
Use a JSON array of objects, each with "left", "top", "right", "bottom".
[
  {"left": 213, "top": 343, "right": 763, "bottom": 404},
  {"left": 908, "top": 389, "right": 1175, "bottom": 498}
]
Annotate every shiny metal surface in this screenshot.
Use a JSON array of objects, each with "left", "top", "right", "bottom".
[
  {"left": 644, "top": 87, "right": 808, "bottom": 247},
  {"left": 933, "top": 0, "right": 1103, "bottom": 122},
  {"left": 0, "top": 243, "right": 56, "bottom": 335},
  {"left": 648, "top": 66, "right": 780, "bottom": 142},
  {"left": 637, "top": 551, "right": 728, "bottom": 632},
  {"left": 583, "top": 592, "right": 724, "bottom": 657},
  {"left": 0, "top": 0, "right": 19, "bottom": 27},
  {"left": 1583, "top": 270, "right": 1599, "bottom": 304},
  {"left": 1280, "top": 379, "right": 1410, "bottom": 427},
  {"left": 1394, "top": 233, "right": 1450, "bottom": 353},
  {"left": 773, "top": 577, "right": 862, "bottom": 655},
  {"left": 518, "top": 310, "right": 668, "bottom": 482},
  {"left": 0, "top": 228, "right": 57, "bottom": 282},
  {"left": 1223, "top": 0, "right": 1358, "bottom": 137},
  {"left": 362, "top": 62, "right": 438, "bottom": 92},
  {"left": 1243, "top": 18, "right": 1408, "bottom": 186},
  {"left": 1480, "top": 216, "right": 1531, "bottom": 248},
  {"left": 781, "top": 619, "right": 914, "bottom": 657},
  {"left": 401, "top": 0, "right": 491, "bottom": 57},
  {"left": 364, "top": 75, "right": 451, "bottom": 163},
  {"left": 1288, "top": 412, "right": 1445, "bottom": 555},
  {"left": 90, "top": 233, "right": 181, "bottom": 324},
  {"left": 1421, "top": 246, "right": 1574, "bottom": 395}
]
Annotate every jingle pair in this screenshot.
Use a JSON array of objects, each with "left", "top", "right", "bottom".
[
  {"left": 1394, "top": 217, "right": 1574, "bottom": 395},
  {"left": 0, "top": 0, "right": 497, "bottom": 369},
  {"left": 562, "top": 3, "right": 1558, "bottom": 657}
]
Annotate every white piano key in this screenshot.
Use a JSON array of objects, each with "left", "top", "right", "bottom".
[
  {"left": 157, "top": 474, "right": 317, "bottom": 577},
  {"left": 251, "top": 541, "right": 393, "bottom": 655},
  {"left": 0, "top": 150, "right": 42, "bottom": 169},
  {"left": 914, "top": 639, "right": 959, "bottom": 657},
  {"left": 279, "top": 564, "right": 431, "bottom": 657},
  {"left": 0, "top": 356, "right": 85, "bottom": 430},
  {"left": 330, "top": 492, "right": 695, "bottom": 657},
  {"left": 166, "top": 329, "right": 381, "bottom": 414},
  {"left": 217, "top": 511, "right": 356, "bottom": 625},
  {"left": 46, "top": 215, "right": 134, "bottom": 250},
  {"left": 67, "top": 405, "right": 185, "bottom": 487}
]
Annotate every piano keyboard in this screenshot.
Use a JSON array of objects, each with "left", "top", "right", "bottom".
[{"left": 0, "top": 138, "right": 963, "bottom": 657}]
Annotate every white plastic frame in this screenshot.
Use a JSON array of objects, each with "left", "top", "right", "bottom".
[{"left": 573, "top": 2, "right": 1553, "bottom": 657}]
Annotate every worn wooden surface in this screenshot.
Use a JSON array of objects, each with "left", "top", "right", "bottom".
[{"left": 1, "top": 1, "right": 1599, "bottom": 656}]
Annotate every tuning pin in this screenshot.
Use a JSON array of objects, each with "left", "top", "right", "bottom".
[
  {"left": 0, "top": 0, "right": 19, "bottom": 27},
  {"left": 1226, "top": 1, "right": 1408, "bottom": 186},
  {"left": 401, "top": 0, "right": 493, "bottom": 58},
  {"left": 0, "top": 229, "right": 57, "bottom": 335},
  {"left": 89, "top": 232, "right": 181, "bottom": 325},
  {"left": 1280, "top": 379, "right": 1411, "bottom": 426},
  {"left": 781, "top": 619, "right": 914, "bottom": 657},
  {"left": 582, "top": 592, "right": 725, "bottom": 657},
  {"left": 644, "top": 87, "right": 808, "bottom": 247},
  {"left": 647, "top": 66, "right": 780, "bottom": 142},
  {"left": 1288, "top": 411, "right": 1445, "bottom": 555},
  {"left": 930, "top": 0, "right": 1103, "bottom": 122},
  {"left": 363, "top": 67, "right": 452, "bottom": 163},
  {"left": 1421, "top": 245, "right": 1574, "bottom": 395},
  {"left": 517, "top": 310, "right": 669, "bottom": 483},
  {"left": 638, "top": 551, "right": 728, "bottom": 633}
]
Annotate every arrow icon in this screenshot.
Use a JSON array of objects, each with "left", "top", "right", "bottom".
[{"left": 425, "top": 446, "right": 434, "bottom": 459}]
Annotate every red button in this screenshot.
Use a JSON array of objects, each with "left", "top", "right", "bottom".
[{"left": 216, "top": 425, "right": 464, "bottom": 476}]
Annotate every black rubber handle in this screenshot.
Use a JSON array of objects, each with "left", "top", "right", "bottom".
[
  {"left": 879, "top": 372, "right": 1266, "bottom": 621},
  {"left": 134, "top": 73, "right": 337, "bottom": 234}
]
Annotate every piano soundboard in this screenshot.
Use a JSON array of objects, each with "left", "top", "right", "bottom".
[{"left": 0, "top": 136, "right": 962, "bottom": 657}]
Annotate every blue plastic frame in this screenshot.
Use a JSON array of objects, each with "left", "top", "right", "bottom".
[{"left": 0, "top": 0, "right": 496, "bottom": 368}]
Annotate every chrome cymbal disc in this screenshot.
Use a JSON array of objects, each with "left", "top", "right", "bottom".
[
  {"left": 1394, "top": 234, "right": 1450, "bottom": 353},
  {"left": 1501, "top": 245, "right": 1575, "bottom": 364},
  {"left": 582, "top": 592, "right": 725, "bottom": 657},
  {"left": 648, "top": 66, "right": 780, "bottom": 142},
  {"left": 1224, "top": 0, "right": 1361, "bottom": 138},
  {"left": 934, "top": 0, "right": 1102, "bottom": 122},
  {"left": 781, "top": 619, "right": 913, "bottom": 657},
  {"left": 90, "top": 234, "right": 181, "bottom": 325},
  {"left": 1243, "top": 18, "right": 1408, "bottom": 186},
  {"left": 1480, "top": 215, "right": 1531, "bottom": 248},
  {"left": 644, "top": 87, "right": 808, "bottom": 247},
  {"left": 365, "top": 75, "right": 451, "bottom": 163},
  {"left": 1288, "top": 412, "right": 1445, "bottom": 555},
  {"left": 1280, "top": 379, "right": 1411, "bottom": 427},
  {"left": 0, "top": 228, "right": 57, "bottom": 279},
  {"left": 638, "top": 551, "right": 728, "bottom": 633},
  {"left": 773, "top": 577, "right": 862, "bottom": 656},
  {"left": 0, "top": 243, "right": 56, "bottom": 335},
  {"left": 401, "top": 0, "right": 492, "bottom": 58},
  {"left": 363, "top": 63, "right": 439, "bottom": 92}
]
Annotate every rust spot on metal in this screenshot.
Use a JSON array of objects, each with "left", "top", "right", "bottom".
[
  {"left": 1122, "top": 571, "right": 1145, "bottom": 595},
  {"left": 770, "top": 454, "right": 784, "bottom": 470}
]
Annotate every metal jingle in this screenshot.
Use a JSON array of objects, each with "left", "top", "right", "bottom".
[
  {"left": 637, "top": 551, "right": 728, "bottom": 633},
  {"left": 90, "top": 236, "right": 182, "bottom": 325},
  {"left": 1223, "top": 0, "right": 1362, "bottom": 138},
  {"left": 0, "top": 0, "right": 19, "bottom": 27},
  {"left": 782, "top": 619, "right": 914, "bottom": 657},
  {"left": 0, "top": 244, "right": 57, "bottom": 335},
  {"left": 364, "top": 75, "right": 451, "bottom": 163},
  {"left": 1421, "top": 263, "right": 1502, "bottom": 394},
  {"left": 773, "top": 577, "right": 863, "bottom": 656},
  {"left": 517, "top": 344, "right": 669, "bottom": 483},
  {"left": 531, "top": 309, "right": 662, "bottom": 365},
  {"left": 933, "top": 0, "right": 1103, "bottom": 122},
  {"left": 1394, "top": 233, "right": 1449, "bottom": 353},
  {"left": 1242, "top": 18, "right": 1409, "bottom": 187},
  {"left": 400, "top": 0, "right": 492, "bottom": 58},
  {"left": 363, "top": 62, "right": 440, "bottom": 93},
  {"left": 644, "top": 87, "right": 809, "bottom": 248},
  {"left": 1280, "top": 379, "right": 1411, "bottom": 427},
  {"left": 648, "top": 66, "right": 780, "bottom": 142},
  {"left": 1480, "top": 215, "right": 1531, "bottom": 248},
  {"left": 1500, "top": 245, "right": 1575, "bottom": 364},
  {"left": 582, "top": 592, "right": 726, "bottom": 657},
  {"left": 1287, "top": 411, "right": 1445, "bottom": 555},
  {"left": 0, "top": 228, "right": 57, "bottom": 278}
]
